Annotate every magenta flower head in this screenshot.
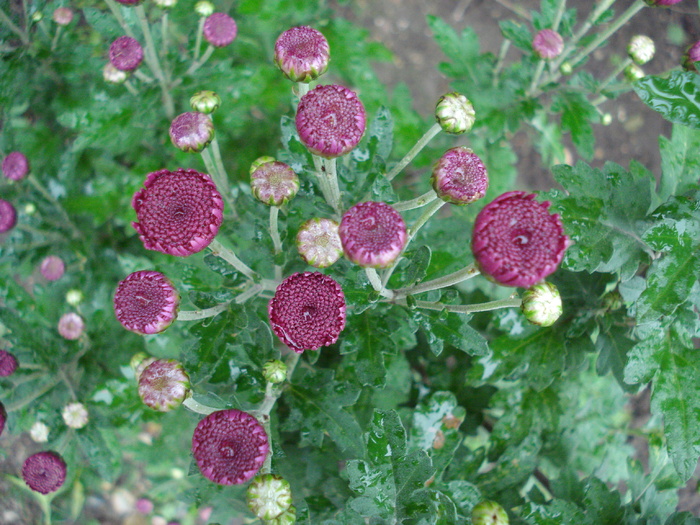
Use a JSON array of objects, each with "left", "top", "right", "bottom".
[
  {"left": 0, "top": 402, "right": 6, "bottom": 437},
  {"left": 296, "top": 217, "right": 343, "bottom": 268},
  {"left": 40, "top": 255, "right": 65, "bottom": 281},
  {"left": 138, "top": 359, "right": 190, "bottom": 412},
  {"left": 250, "top": 160, "right": 300, "bottom": 206},
  {"left": 683, "top": 41, "right": 700, "bottom": 71},
  {"left": 644, "top": 0, "right": 683, "bottom": 5},
  {"left": 472, "top": 191, "right": 569, "bottom": 288},
  {"left": 52, "top": 7, "right": 73, "bottom": 26},
  {"left": 114, "top": 271, "right": 180, "bottom": 335},
  {"left": 169, "top": 112, "right": 215, "bottom": 153},
  {"left": 268, "top": 272, "right": 346, "bottom": 353},
  {"left": 132, "top": 168, "right": 224, "bottom": 257},
  {"left": 339, "top": 201, "right": 407, "bottom": 268},
  {"left": 109, "top": 36, "right": 144, "bottom": 72},
  {"left": 191, "top": 409, "right": 269, "bottom": 485},
  {"left": 203, "top": 13, "right": 237, "bottom": 48},
  {"left": 0, "top": 199, "right": 17, "bottom": 233},
  {"left": 274, "top": 26, "right": 330, "bottom": 83},
  {"left": 22, "top": 451, "right": 67, "bottom": 494},
  {"left": 431, "top": 147, "right": 488, "bottom": 205},
  {"left": 0, "top": 350, "right": 18, "bottom": 377},
  {"left": 533, "top": 29, "right": 564, "bottom": 60},
  {"left": 58, "top": 313, "right": 84, "bottom": 340},
  {"left": 296, "top": 84, "right": 366, "bottom": 159},
  {"left": 2, "top": 151, "right": 29, "bottom": 181}
]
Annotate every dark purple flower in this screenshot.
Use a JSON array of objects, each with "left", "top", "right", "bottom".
[
  {"left": 268, "top": 272, "right": 346, "bottom": 353},
  {"left": 40, "top": 255, "right": 65, "bottom": 281},
  {"left": 339, "top": 201, "right": 407, "bottom": 268},
  {"left": 0, "top": 199, "right": 17, "bottom": 233},
  {"left": 472, "top": 191, "right": 569, "bottom": 288},
  {"left": 683, "top": 40, "right": 700, "bottom": 71},
  {"left": 0, "top": 350, "right": 18, "bottom": 377},
  {"left": 132, "top": 168, "right": 224, "bottom": 257},
  {"left": 274, "top": 26, "right": 330, "bottom": 83},
  {"left": 203, "top": 13, "right": 237, "bottom": 48},
  {"left": 22, "top": 451, "right": 67, "bottom": 494},
  {"left": 114, "top": 271, "right": 180, "bottom": 335},
  {"left": 533, "top": 29, "right": 563, "bottom": 60},
  {"left": 250, "top": 161, "right": 299, "bottom": 206},
  {"left": 431, "top": 147, "right": 488, "bottom": 205},
  {"left": 191, "top": 409, "right": 269, "bottom": 485},
  {"left": 295, "top": 84, "right": 366, "bottom": 159},
  {"left": 2, "top": 152, "right": 29, "bottom": 181},
  {"left": 109, "top": 36, "right": 144, "bottom": 72},
  {"left": 169, "top": 112, "right": 215, "bottom": 153},
  {"left": 138, "top": 359, "right": 190, "bottom": 411},
  {"left": 0, "top": 402, "right": 6, "bottom": 437}
]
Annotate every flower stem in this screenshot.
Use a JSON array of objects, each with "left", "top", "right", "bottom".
[
  {"left": 5, "top": 376, "right": 61, "bottom": 412},
  {"left": 208, "top": 238, "right": 258, "bottom": 280},
  {"left": 392, "top": 190, "right": 437, "bottom": 212},
  {"left": 193, "top": 16, "right": 205, "bottom": 60},
  {"left": 322, "top": 157, "right": 342, "bottom": 215},
  {"left": 182, "top": 396, "right": 219, "bottom": 415},
  {"left": 528, "top": 59, "right": 547, "bottom": 97},
  {"left": 391, "top": 296, "right": 522, "bottom": 314},
  {"left": 183, "top": 44, "right": 214, "bottom": 78},
  {"left": 178, "top": 302, "right": 231, "bottom": 321},
  {"left": 201, "top": 147, "right": 236, "bottom": 217},
  {"left": 392, "top": 263, "right": 480, "bottom": 299},
  {"left": 386, "top": 122, "right": 442, "bottom": 182},
  {"left": 0, "top": 6, "right": 29, "bottom": 45},
  {"left": 365, "top": 268, "right": 394, "bottom": 299},
  {"left": 270, "top": 206, "right": 283, "bottom": 282},
  {"left": 50, "top": 26, "right": 62, "bottom": 51},
  {"left": 123, "top": 79, "right": 139, "bottom": 96},
  {"left": 492, "top": 40, "right": 511, "bottom": 88},
  {"left": 209, "top": 136, "right": 231, "bottom": 198},
  {"left": 595, "top": 56, "right": 632, "bottom": 94},
  {"left": 104, "top": 0, "right": 136, "bottom": 39},
  {"left": 27, "top": 175, "right": 82, "bottom": 239},
  {"left": 135, "top": 4, "right": 174, "bottom": 119},
  {"left": 311, "top": 155, "right": 334, "bottom": 210}
]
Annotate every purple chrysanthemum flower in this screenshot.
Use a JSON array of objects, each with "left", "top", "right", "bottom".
[
  {"left": 138, "top": 359, "right": 190, "bottom": 412},
  {"left": 296, "top": 218, "right": 343, "bottom": 268},
  {"left": 683, "top": 40, "right": 700, "bottom": 71},
  {"left": 295, "top": 84, "right": 366, "bottom": 159},
  {"left": 203, "top": 13, "right": 237, "bottom": 48},
  {"left": 58, "top": 313, "right": 84, "bottom": 340},
  {"left": 533, "top": 29, "right": 564, "bottom": 60},
  {"left": 0, "top": 199, "right": 17, "bottom": 233},
  {"left": 274, "top": 26, "right": 330, "bottom": 83},
  {"left": 52, "top": 7, "right": 73, "bottom": 26},
  {"left": 109, "top": 36, "right": 144, "bottom": 72},
  {"left": 169, "top": 112, "right": 215, "bottom": 153},
  {"left": 132, "top": 169, "right": 224, "bottom": 257},
  {"left": 0, "top": 350, "right": 18, "bottom": 377},
  {"left": 40, "top": 255, "right": 65, "bottom": 281},
  {"left": 268, "top": 272, "right": 346, "bottom": 353},
  {"left": 250, "top": 161, "right": 299, "bottom": 206},
  {"left": 0, "top": 402, "right": 6, "bottom": 437},
  {"left": 431, "top": 147, "right": 488, "bottom": 205},
  {"left": 22, "top": 451, "right": 67, "bottom": 495},
  {"left": 191, "top": 409, "right": 269, "bottom": 485},
  {"left": 339, "top": 201, "right": 407, "bottom": 268},
  {"left": 472, "top": 191, "right": 569, "bottom": 288},
  {"left": 2, "top": 152, "right": 29, "bottom": 181},
  {"left": 114, "top": 271, "right": 180, "bottom": 335}
]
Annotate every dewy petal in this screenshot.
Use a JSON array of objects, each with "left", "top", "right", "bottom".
[
  {"left": 431, "top": 147, "right": 488, "bottom": 205},
  {"left": 114, "top": 271, "right": 180, "bottom": 335}
]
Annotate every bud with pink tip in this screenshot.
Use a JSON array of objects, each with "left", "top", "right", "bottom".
[
  {"left": 268, "top": 272, "right": 346, "bottom": 353},
  {"left": 296, "top": 217, "right": 343, "bottom": 268},
  {"left": 138, "top": 359, "right": 191, "bottom": 412},
  {"left": 62, "top": 402, "right": 89, "bottom": 429},
  {"left": 435, "top": 92, "right": 475, "bottom": 135},
  {"left": 203, "top": 13, "right": 237, "bottom": 48},
  {"left": 58, "top": 313, "right": 85, "bottom": 340},
  {"left": 246, "top": 474, "right": 293, "bottom": 520},
  {"left": 2, "top": 152, "right": 29, "bottom": 181},
  {"left": 22, "top": 451, "right": 67, "bottom": 494},
  {"left": 533, "top": 29, "right": 564, "bottom": 60},
  {"left": 683, "top": 40, "right": 700, "bottom": 72},
  {"left": 40, "top": 255, "right": 65, "bottom": 281},
  {"left": 52, "top": 7, "right": 73, "bottom": 26},
  {"left": 135, "top": 498, "right": 154, "bottom": 514},
  {"left": 431, "top": 147, "right": 488, "bottom": 205},
  {"left": 114, "top": 271, "right": 180, "bottom": 335},
  {"left": 191, "top": 409, "right": 269, "bottom": 485},
  {"left": 296, "top": 84, "right": 366, "bottom": 158},
  {"left": 0, "top": 199, "right": 17, "bottom": 233},
  {"left": 250, "top": 160, "right": 300, "bottom": 206},
  {"left": 274, "top": 26, "right": 330, "bottom": 83},
  {"left": 0, "top": 350, "right": 18, "bottom": 377},
  {"left": 30, "top": 421, "right": 50, "bottom": 443},
  {"left": 169, "top": 112, "right": 215, "bottom": 153},
  {"left": 109, "top": 36, "right": 144, "bottom": 72}
]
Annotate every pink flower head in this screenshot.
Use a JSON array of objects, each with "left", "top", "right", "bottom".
[
  {"left": 683, "top": 40, "right": 700, "bottom": 71},
  {"left": 191, "top": 409, "right": 269, "bottom": 485},
  {"left": 268, "top": 272, "right": 346, "bottom": 353},
  {"left": 296, "top": 217, "right": 343, "bottom": 268},
  {"left": 52, "top": 7, "right": 73, "bottom": 26},
  {"left": 472, "top": 191, "right": 569, "bottom": 288},
  {"left": 0, "top": 402, "right": 6, "bottom": 437},
  {"left": 136, "top": 498, "right": 154, "bottom": 514},
  {"left": 0, "top": 199, "right": 17, "bottom": 233},
  {"left": 169, "top": 112, "right": 215, "bottom": 153},
  {"left": 2, "top": 151, "right": 29, "bottom": 181},
  {"left": 132, "top": 168, "right": 224, "bottom": 257},
  {"left": 431, "top": 147, "right": 488, "bottom": 205},
  {"left": 533, "top": 29, "right": 564, "bottom": 60},
  {"left": 295, "top": 84, "right": 366, "bottom": 158},
  {"left": 138, "top": 359, "right": 190, "bottom": 412},
  {"left": 58, "top": 313, "right": 84, "bottom": 340},
  {"left": 114, "top": 271, "right": 180, "bottom": 335},
  {"left": 274, "top": 26, "right": 330, "bottom": 83},
  {"left": 339, "top": 201, "right": 407, "bottom": 268},
  {"left": 40, "top": 255, "right": 65, "bottom": 281},
  {"left": 109, "top": 36, "right": 144, "bottom": 72},
  {"left": 250, "top": 161, "right": 300, "bottom": 206},
  {"left": 203, "top": 13, "right": 237, "bottom": 48},
  {"left": 0, "top": 350, "right": 18, "bottom": 377},
  {"left": 22, "top": 451, "right": 67, "bottom": 494},
  {"left": 644, "top": 0, "right": 683, "bottom": 5}
]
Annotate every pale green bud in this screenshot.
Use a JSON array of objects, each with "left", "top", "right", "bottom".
[
  {"left": 601, "top": 113, "right": 613, "bottom": 126},
  {"left": 435, "top": 92, "right": 475, "bottom": 134},
  {"left": 190, "top": 90, "right": 221, "bottom": 114},
  {"left": 65, "top": 289, "right": 84, "bottom": 306},
  {"left": 559, "top": 61, "right": 573, "bottom": 76},
  {"left": 628, "top": 35, "right": 655, "bottom": 65},
  {"left": 521, "top": 282, "right": 562, "bottom": 327},
  {"left": 194, "top": 0, "right": 214, "bottom": 17},
  {"left": 624, "top": 63, "right": 645, "bottom": 82},
  {"left": 263, "top": 360, "right": 288, "bottom": 384},
  {"left": 103, "top": 63, "right": 128, "bottom": 85},
  {"left": 246, "top": 474, "right": 293, "bottom": 520},
  {"left": 471, "top": 500, "right": 509, "bottom": 525}
]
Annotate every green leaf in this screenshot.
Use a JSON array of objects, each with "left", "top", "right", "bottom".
[
  {"left": 634, "top": 71, "right": 700, "bottom": 129},
  {"left": 551, "top": 91, "right": 598, "bottom": 159},
  {"left": 412, "top": 310, "right": 489, "bottom": 357},
  {"left": 368, "top": 106, "right": 394, "bottom": 161},
  {"left": 499, "top": 20, "right": 533, "bottom": 51},
  {"left": 659, "top": 124, "right": 700, "bottom": 201},
  {"left": 427, "top": 15, "right": 480, "bottom": 66}
]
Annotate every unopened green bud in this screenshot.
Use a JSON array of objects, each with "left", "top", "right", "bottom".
[
  {"left": 267, "top": 506, "right": 296, "bottom": 525},
  {"left": 263, "top": 360, "right": 288, "bottom": 384},
  {"left": 250, "top": 156, "right": 276, "bottom": 176},
  {"left": 65, "top": 289, "right": 84, "bottom": 306},
  {"left": 471, "top": 500, "right": 509, "bottom": 525},
  {"left": 624, "top": 63, "right": 645, "bottom": 82},
  {"left": 153, "top": 0, "right": 177, "bottom": 7},
  {"left": 246, "top": 474, "right": 293, "bottom": 520},
  {"left": 601, "top": 113, "right": 613, "bottom": 126},
  {"left": 103, "top": 63, "right": 128, "bottom": 85},
  {"left": 521, "top": 282, "right": 562, "bottom": 327},
  {"left": 190, "top": 90, "right": 221, "bottom": 114},
  {"left": 194, "top": 0, "right": 214, "bottom": 17},
  {"left": 628, "top": 35, "right": 655, "bottom": 65},
  {"left": 23, "top": 203, "right": 36, "bottom": 215},
  {"left": 435, "top": 92, "right": 475, "bottom": 134},
  {"left": 559, "top": 61, "right": 573, "bottom": 76},
  {"left": 31, "top": 11, "right": 43, "bottom": 22}
]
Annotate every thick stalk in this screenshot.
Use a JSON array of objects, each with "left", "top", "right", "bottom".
[
  {"left": 183, "top": 44, "right": 214, "bottom": 78},
  {"left": 208, "top": 238, "right": 258, "bottom": 280},
  {"left": 311, "top": 155, "right": 334, "bottom": 209},
  {"left": 551, "top": 0, "right": 567, "bottom": 31},
  {"left": 392, "top": 296, "right": 522, "bottom": 314},
  {"left": 193, "top": 17, "right": 205, "bottom": 60},
  {"left": 178, "top": 302, "right": 231, "bottom": 321},
  {"left": 201, "top": 148, "right": 236, "bottom": 216},
  {"left": 322, "top": 157, "right": 342, "bottom": 215},
  {"left": 392, "top": 190, "right": 437, "bottom": 212},
  {"left": 270, "top": 206, "right": 283, "bottom": 282},
  {"left": 135, "top": 5, "right": 174, "bottom": 118},
  {"left": 209, "top": 136, "right": 231, "bottom": 197},
  {"left": 123, "top": 79, "right": 139, "bottom": 96},
  {"left": 182, "top": 396, "right": 218, "bottom": 415},
  {"left": 528, "top": 60, "right": 547, "bottom": 97},
  {"left": 365, "top": 268, "right": 393, "bottom": 299},
  {"left": 386, "top": 123, "right": 441, "bottom": 182},
  {"left": 104, "top": 0, "right": 136, "bottom": 39},
  {"left": 50, "top": 26, "right": 62, "bottom": 51},
  {"left": 595, "top": 56, "right": 632, "bottom": 94},
  {"left": 492, "top": 40, "right": 511, "bottom": 88},
  {"left": 392, "top": 263, "right": 480, "bottom": 299}
]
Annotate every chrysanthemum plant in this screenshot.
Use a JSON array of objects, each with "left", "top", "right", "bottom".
[{"left": 1, "top": 0, "right": 700, "bottom": 523}]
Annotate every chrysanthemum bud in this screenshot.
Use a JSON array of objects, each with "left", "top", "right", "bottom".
[
  {"left": 0, "top": 402, "right": 6, "bottom": 437},
  {"left": 65, "top": 289, "right": 84, "bottom": 306},
  {"left": 62, "top": 402, "right": 89, "bottom": 429},
  {"left": 138, "top": 359, "right": 191, "bottom": 412},
  {"left": 435, "top": 92, "right": 475, "bottom": 135},
  {"left": 135, "top": 498, "right": 154, "bottom": 514},
  {"left": 624, "top": 63, "right": 645, "bottom": 82},
  {"left": 643, "top": 0, "right": 683, "bottom": 6},
  {"left": 431, "top": 147, "right": 488, "bottom": 205},
  {"left": 109, "top": 36, "right": 144, "bottom": 72},
  {"left": 58, "top": 313, "right": 84, "bottom": 340},
  {"left": 153, "top": 0, "right": 177, "bottom": 8},
  {"left": 131, "top": 353, "right": 157, "bottom": 380},
  {"left": 250, "top": 156, "right": 276, "bottom": 175},
  {"left": 190, "top": 90, "right": 221, "bottom": 114},
  {"left": 30, "top": 421, "right": 50, "bottom": 443},
  {"left": 296, "top": 217, "right": 343, "bottom": 268},
  {"left": 2, "top": 151, "right": 29, "bottom": 181},
  {"left": 628, "top": 35, "right": 655, "bottom": 65},
  {"left": 262, "top": 360, "right": 288, "bottom": 384},
  {"left": 274, "top": 26, "right": 330, "bottom": 83},
  {"left": 682, "top": 41, "right": 700, "bottom": 72},
  {"left": 169, "top": 112, "right": 214, "bottom": 153},
  {"left": 246, "top": 474, "right": 293, "bottom": 520},
  {"left": 0, "top": 199, "right": 17, "bottom": 233},
  {"left": 114, "top": 271, "right": 180, "bottom": 335},
  {"left": 0, "top": 350, "right": 19, "bottom": 377},
  {"left": 559, "top": 61, "right": 573, "bottom": 75},
  {"left": 472, "top": 500, "right": 509, "bottom": 525},
  {"left": 103, "top": 63, "right": 128, "bottom": 84},
  {"left": 601, "top": 113, "right": 613, "bottom": 126},
  {"left": 267, "top": 506, "right": 296, "bottom": 525},
  {"left": 40, "top": 255, "right": 65, "bottom": 281},
  {"left": 24, "top": 203, "right": 36, "bottom": 215},
  {"left": 22, "top": 451, "right": 67, "bottom": 494},
  {"left": 533, "top": 29, "right": 564, "bottom": 59},
  {"left": 31, "top": 11, "right": 43, "bottom": 22},
  {"left": 250, "top": 161, "right": 300, "bottom": 206},
  {"left": 52, "top": 7, "right": 73, "bottom": 26},
  {"left": 203, "top": 13, "right": 237, "bottom": 48},
  {"left": 521, "top": 282, "right": 562, "bottom": 327},
  {"left": 194, "top": 0, "right": 214, "bottom": 17}
]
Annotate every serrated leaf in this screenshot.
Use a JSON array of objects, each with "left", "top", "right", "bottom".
[
  {"left": 427, "top": 15, "right": 480, "bottom": 66},
  {"left": 499, "top": 20, "right": 533, "bottom": 51},
  {"left": 595, "top": 327, "right": 636, "bottom": 391},
  {"left": 551, "top": 91, "right": 598, "bottom": 159},
  {"left": 659, "top": 124, "right": 700, "bottom": 201},
  {"left": 412, "top": 310, "right": 488, "bottom": 357},
  {"left": 634, "top": 71, "right": 700, "bottom": 129},
  {"left": 368, "top": 106, "right": 394, "bottom": 161}
]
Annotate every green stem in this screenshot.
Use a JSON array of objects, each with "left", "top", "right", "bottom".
[
  {"left": 392, "top": 263, "right": 480, "bottom": 299},
  {"left": 0, "top": 6, "right": 29, "bottom": 44},
  {"left": 492, "top": 40, "right": 511, "bottom": 88},
  {"left": 365, "top": 268, "right": 393, "bottom": 299},
  {"left": 160, "top": 12, "right": 169, "bottom": 60},
  {"left": 104, "top": 0, "right": 136, "bottom": 39},
  {"left": 5, "top": 376, "right": 61, "bottom": 412},
  {"left": 311, "top": 155, "right": 334, "bottom": 209},
  {"left": 386, "top": 122, "right": 442, "bottom": 182},
  {"left": 201, "top": 147, "right": 236, "bottom": 216},
  {"left": 392, "top": 190, "right": 437, "bottom": 212},
  {"left": 208, "top": 238, "right": 257, "bottom": 280},
  {"left": 270, "top": 206, "right": 283, "bottom": 282},
  {"left": 391, "top": 296, "right": 522, "bottom": 314},
  {"left": 193, "top": 16, "right": 205, "bottom": 60},
  {"left": 183, "top": 44, "right": 214, "bottom": 78},
  {"left": 322, "top": 157, "right": 342, "bottom": 215},
  {"left": 595, "top": 56, "right": 632, "bottom": 94},
  {"left": 182, "top": 396, "right": 218, "bottom": 415},
  {"left": 528, "top": 59, "right": 547, "bottom": 97},
  {"left": 50, "top": 25, "right": 62, "bottom": 51},
  {"left": 123, "top": 79, "right": 139, "bottom": 96},
  {"left": 133, "top": 69, "right": 154, "bottom": 83},
  {"left": 178, "top": 302, "right": 231, "bottom": 321},
  {"left": 209, "top": 136, "right": 231, "bottom": 197},
  {"left": 27, "top": 175, "right": 82, "bottom": 239},
  {"left": 551, "top": 0, "right": 567, "bottom": 31},
  {"left": 135, "top": 5, "right": 174, "bottom": 119}
]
